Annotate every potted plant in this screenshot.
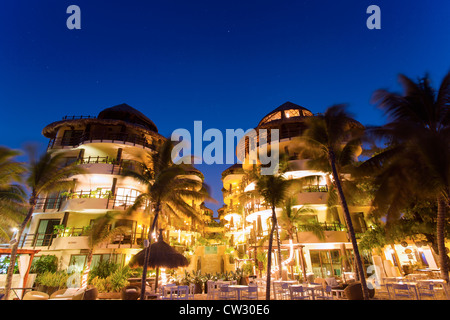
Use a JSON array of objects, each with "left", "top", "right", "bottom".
[
  {"left": 34, "top": 271, "right": 69, "bottom": 295},
  {"left": 190, "top": 271, "right": 203, "bottom": 294},
  {"left": 90, "top": 265, "right": 131, "bottom": 299}
]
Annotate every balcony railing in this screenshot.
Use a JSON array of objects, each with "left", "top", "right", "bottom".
[
  {"left": 17, "top": 228, "right": 145, "bottom": 249},
  {"left": 302, "top": 185, "right": 328, "bottom": 193},
  {"left": 62, "top": 115, "right": 96, "bottom": 120},
  {"left": 34, "top": 191, "right": 148, "bottom": 212},
  {"left": 48, "top": 132, "right": 157, "bottom": 150},
  {"left": 76, "top": 157, "right": 146, "bottom": 175},
  {"left": 296, "top": 221, "right": 346, "bottom": 232}
]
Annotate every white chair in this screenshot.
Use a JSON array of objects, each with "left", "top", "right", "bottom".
[
  {"left": 417, "top": 282, "right": 436, "bottom": 300},
  {"left": 373, "top": 279, "right": 391, "bottom": 300},
  {"left": 289, "top": 286, "right": 310, "bottom": 300},
  {"left": 281, "top": 282, "right": 291, "bottom": 300},
  {"left": 315, "top": 285, "right": 333, "bottom": 300},
  {"left": 243, "top": 284, "right": 258, "bottom": 300},
  {"left": 160, "top": 284, "right": 177, "bottom": 300},
  {"left": 272, "top": 281, "right": 284, "bottom": 300},
  {"left": 206, "top": 280, "right": 217, "bottom": 300},
  {"left": 22, "top": 291, "right": 49, "bottom": 300},
  {"left": 392, "top": 283, "right": 414, "bottom": 300},
  {"left": 256, "top": 278, "right": 266, "bottom": 295},
  {"left": 218, "top": 284, "right": 237, "bottom": 300},
  {"left": 176, "top": 286, "right": 189, "bottom": 300}
]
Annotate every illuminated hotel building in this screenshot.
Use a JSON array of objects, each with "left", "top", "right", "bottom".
[
  {"left": 220, "top": 102, "right": 438, "bottom": 280},
  {"left": 17, "top": 104, "right": 211, "bottom": 273}
]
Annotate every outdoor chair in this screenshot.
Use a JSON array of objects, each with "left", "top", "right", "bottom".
[
  {"left": 160, "top": 284, "right": 177, "bottom": 300},
  {"left": 121, "top": 285, "right": 141, "bottom": 300},
  {"left": 22, "top": 291, "right": 49, "bottom": 300},
  {"left": 315, "top": 285, "right": 333, "bottom": 300},
  {"left": 289, "top": 285, "right": 310, "bottom": 300},
  {"left": 83, "top": 286, "right": 98, "bottom": 300},
  {"left": 49, "top": 288, "right": 82, "bottom": 300},
  {"left": 272, "top": 281, "right": 284, "bottom": 300},
  {"left": 325, "top": 277, "right": 342, "bottom": 289},
  {"left": 343, "top": 282, "right": 376, "bottom": 300},
  {"left": 391, "top": 283, "right": 414, "bottom": 300},
  {"left": 218, "top": 284, "right": 237, "bottom": 300},
  {"left": 206, "top": 280, "right": 218, "bottom": 300},
  {"left": 314, "top": 278, "right": 328, "bottom": 290},
  {"left": 243, "top": 284, "right": 258, "bottom": 300},
  {"left": 373, "top": 280, "right": 391, "bottom": 300},
  {"left": 176, "top": 286, "right": 189, "bottom": 300},
  {"left": 280, "top": 282, "right": 291, "bottom": 300},
  {"left": 417, "top": 283, "right": 436, "bottom": 300}
]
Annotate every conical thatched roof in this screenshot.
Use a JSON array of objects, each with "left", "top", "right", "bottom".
[
  {"left": 97, "top": 103, "right": 158, "bottom": 133},
  {"left": 42, "top": 103, "right": 161, "bottom": 138},
  {"left": 128, "top": 233, "right": 189, "bottom": 269},
  {"left": 257, "top": 101, "right": 313, "bottom": 127}
]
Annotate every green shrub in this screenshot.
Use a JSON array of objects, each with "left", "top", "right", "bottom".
[
  {"left": 88, "top": 260, "right": 119, "bottom": 280},
  {"left": 89, "top": 266, "right": 131, "bottom": 292},
  {"left": 30, "top": 255, "right": 58, "bottom": 274},
  {"left": 35, "top": 271, "right": 69, "bottom": 288}
]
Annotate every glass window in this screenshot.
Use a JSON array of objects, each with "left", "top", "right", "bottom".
[
  {"left": 284, "top": 109, "right": 300, "bottom": 118},
  {"left": 309, "top": 249, "right": 349, "bottom": 278},
  {"left": 261, "top": 112, "right": 281, "bottom": 124},
  {"left": 61, "top": 130, "right": 83, "bottom": 146},
  {"left": 34, "top": 219, "right": 61, "bottom": 246},
  {"left": 114, "top": 187, "right": 141, "bottom": 207},
  {"left": 68, "top": 255, "right": 87, "bottom": 273}
]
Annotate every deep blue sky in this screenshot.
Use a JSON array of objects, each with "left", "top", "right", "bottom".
[{"left": 0, "top": 0, "right": 449, "bottom": 216}]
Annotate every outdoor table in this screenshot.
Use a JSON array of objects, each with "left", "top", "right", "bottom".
[
  {"left": 331, "top": 288, "right": 345, "bottom": 299},
  {"left": 288, "top": 284, "right": 321, "bottom": 300},
  {"left": 383, "top": 276, "right": 405, "bottom": 284},
  {"left": 228, "top": 285, "right": 248, "bottom": 300},
  {"left": 303, "top": 284, "right": 323, "bottom": 300},
  {"left": 386, "top": 281, "right": 419, "bottom": 300}
]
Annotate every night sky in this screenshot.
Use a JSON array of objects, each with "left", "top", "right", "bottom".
[{"left": 0, "top": 0, "right": 449, "bottom": 216}]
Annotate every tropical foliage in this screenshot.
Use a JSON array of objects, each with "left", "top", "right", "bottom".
[
  {"left": 362, "top": 72, "right": 450, "bottom": 282},
  {"left": 4, "top": 148, "right": 86, "bottom": 300}
]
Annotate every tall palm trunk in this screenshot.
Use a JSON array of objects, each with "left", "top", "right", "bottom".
[
  {"left": 328, "top": 150, "right": 370, "bottom": 300},
  {"left": 4, "top": 197, "right": 36, "bottom": 300},
  {"left": 265, "top": 206, "right": 277, "bottom": 300},
  {"left": 275, "top": 221, "right": 283, "bottom": 279},
  {"left": 139, "top": 201, "right": 161, "bottom": 300},
  {"left": 81, "top": 251, "right": 94, "bottom": 288},
  {"left": 437, "top": 196, "right": 449, "bottom": 283}
]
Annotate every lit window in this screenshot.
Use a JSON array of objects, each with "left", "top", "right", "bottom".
[
  {"left": 261, "top": 112, "right": 281, "bottom": 124},
  {"left": 284, "top": 109, "right": 300, "bottom": 118}
]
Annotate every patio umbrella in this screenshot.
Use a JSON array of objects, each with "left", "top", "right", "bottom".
[{"left": 129, "top": 233, "right": 189, "bottom": 269}]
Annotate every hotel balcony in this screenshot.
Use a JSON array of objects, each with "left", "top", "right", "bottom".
[
  {"left": 34, "top": 191, "right": 147, "bottom": 213},
  {"left": 47, "top": 132, "right": 157, "bottom": 151},
  {"left": 17, "top": 227, "right": 145, "bottom": 251},
  {"left": 65, "top": 156, "right": 146, "bottom": 176}
]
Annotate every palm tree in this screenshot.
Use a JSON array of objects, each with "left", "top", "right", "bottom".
[
  {"left": 278, "top": 198, "right": 318, "bottom": 281},
  {"left": 123, "top": 139, "right": 212, "bottom": 300},
  {"left": 364, "top": 72, "right": 450, "bottom": 283},
  {"left": 4, "top": 149, "right": 85, "bottom": 300},
  {"left": 253, "top": 171, "right": 290, "bottom": 300},
  {"left": 295, "top": 104, "right": 370, "bottom": 299},
  {"left": 0, "top": 147, "right": 27, "bottom": 242},
  {"left": 81, "top": 212, "right": 127, "bottom": 288},
  {"left": 278, "top": 197, "right": 319, "bottom": 242}
]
